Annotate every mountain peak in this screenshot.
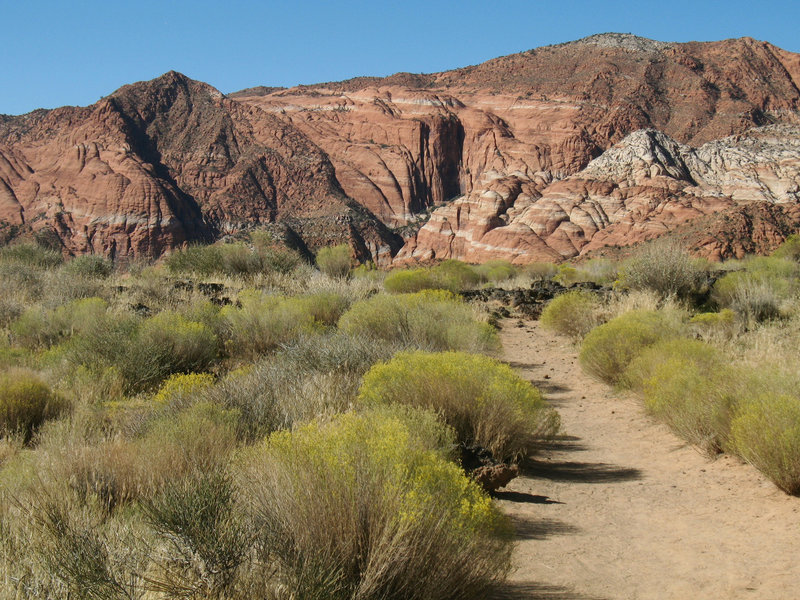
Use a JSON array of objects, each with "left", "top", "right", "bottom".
[{"left": 563, "top": 33, "right": 673, "bottom": 53}]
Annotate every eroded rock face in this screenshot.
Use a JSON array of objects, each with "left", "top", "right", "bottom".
[
  {"left": 0, "top": 72, "right": 401, "bottom": 262},
  {"left": 4, "top": 34, "right": 800, "bottom": 261},
  {"left": 397, "top": 126, "right": 800, "bottom": 263}
]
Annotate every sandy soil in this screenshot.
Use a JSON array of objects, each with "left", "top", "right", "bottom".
[{"left": 491, "top": 320, "right": 800, "bottom": 600}]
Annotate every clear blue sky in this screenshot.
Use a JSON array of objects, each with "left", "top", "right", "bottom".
[{"left": 2, "top": 0, "right": 800, "bottom": 115}]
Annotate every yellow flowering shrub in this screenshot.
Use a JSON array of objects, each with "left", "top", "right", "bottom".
[
  {"left": 358, "top": 350, "right": 559, "bottom": 462},
  {"left": 241, "top": 408, "right": 511, "bottom": 600}
]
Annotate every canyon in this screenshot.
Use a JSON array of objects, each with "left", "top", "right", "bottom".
[{"left": 3, "top": 33, "right": 800, "bottom": 263}]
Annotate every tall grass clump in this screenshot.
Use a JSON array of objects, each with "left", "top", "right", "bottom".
[
  {"left": 338, "top": 290, "right": 497, "bottom": 352},
  {"left": 712, "top": 265, "right": 792, "bottom": 323},
  {"left": 315, "top": 244, "right": 352, "bottom": 279},
  {"left": 0, "top": 369, "right": 67, "bottom": 441},
  {"left": 239, "top": 408, "right": 512, "bottom": 600},
  {"left": 731, "top": 393, "right": 800, "bottom": 494},
  {"left": 617, "top": 240, "right": 705, "bottom": 300},
  {"left": 358, "top": 351, "right": 559, "bottom": 462},
  {"left": 540, "top": 291, "right": 602, "bottom": 341},
  {"left": 579, "top": 309, "right": 682, "bottom": 385}
]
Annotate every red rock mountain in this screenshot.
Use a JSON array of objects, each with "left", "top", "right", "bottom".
[{"left": 3, "top": 33, "right": 800, "bottom": 262}]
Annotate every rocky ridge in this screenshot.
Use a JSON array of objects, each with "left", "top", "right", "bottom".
[{"left": 3, "top": 34, "right": 800, "bottom": 262}]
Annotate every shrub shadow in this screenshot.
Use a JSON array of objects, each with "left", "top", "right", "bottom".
[
  {"left": 508, "top": 514, "right": 579, "bottom": 540},
  {"left": 489, "top": 581, "right": 605, "bottom": 600},
  {"left": 492, "top": 490, "right": 563, "bottom": 504},
  {"left": 523, "top": 458, "right": 642, "bottom": 483}
]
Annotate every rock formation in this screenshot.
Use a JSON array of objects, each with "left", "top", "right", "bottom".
[{"left": 3, "top": 34, "right": 800, "bottom": 262}]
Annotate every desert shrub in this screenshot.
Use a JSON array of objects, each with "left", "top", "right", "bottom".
[
  {"left": 474, "top": 260, "right": 517, "bottom": 283},
  {"left": 141, "top": 469, "right": 249, "bottom": 598},
  {"left": 316, "top": 244, "right": 352, "bottom": 278},
  {"left": 129, "top": 312, "right": 219, "bottom": 390},
  {"left": 338, "top": 290, "right": 498, "bottom": 353},
  {"left": 773, "top": 234, "right": 800, "bottom": 261},
  {"left": 64, "top": 311, "right": 218, "bottom": 392},
  {"left": 690, "top": 308, "right": 737, "bottom": 339},
  {"left": 164, "top": 244, "right": 224, "bottom": 276},
  {"left": 63, "top": 255, "right": 113, "bottom": 278},
  {"left": 281, "top": 332, "right": 396, "bottom": 376},
  {"left": 239, "top": 408, "right": 512, "bottom": 600},
  {"left": 20, "top": 490, "right": 150, "bottom": 600},
  {"left": 152, "top": 373, "right": 215, "bottom": 405},
  {"left": 553, "top": 264, "right": 579, "bottom": 286},
  {"left": 523, "top": 262, "right": 558, "bottom": 281},
  {"left": 623, "top": 339, "right": 737, "bottom": 452},
  {"left": 384, "top": 268, "right": 438, "bottom": 293},
  {"left": 431, "top": 260, "right": 482, "bottom": 290},
  {"left": 0, "top": 242, "right": 63, "bottom": 268},
  {"left": 222, "top": 293, "right": 319, "bottom": 358},
  {"left": 11, "top": 297, "right": 109, "bottom": 349},
  {"left": 540, "top": 291, "right": 602, "bottom": 340},
  {"left": 579, "top": 309, "right": 682, "bottom": 385},
  {"left": 358, "top": 351, "right": 559, "bottom": 462},
  {"left": 201, "top": 345, "right": 366, "bottom": 442},
  {"left": 295, "top": 291, "right": 350, "bottom": 326},
  {"left": 0, "top": 369, "right": 66, "bottom": 441},
  {"left": 713, "top": 271, "right": 785, "bottom": 323},
  {"left": 351, "top": 262, "right": 384, "bottom": 283},
  {"left": 617, "top": 240, "right": 704, "bottom": 300},
  {"left": 731, "top": 393, "right": 800, "bottom": 494}
]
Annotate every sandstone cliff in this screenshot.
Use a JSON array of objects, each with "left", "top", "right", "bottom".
[{"left": 3, "top": 34, "right": 800, "bottom": 262}]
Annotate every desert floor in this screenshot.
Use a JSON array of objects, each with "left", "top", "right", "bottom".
[{"left": 492, "top": 320, "right": 800, "bottom": 600}]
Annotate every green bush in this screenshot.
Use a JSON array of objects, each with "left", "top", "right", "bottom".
[
  {"left": 63, "top": 311, "right": 218, "bottom": 392},
  {"left": 222, "top": 293, "right": 320, "bottom": 358},
  {"left": 0, "top": 369, "right": 66, "bottom": 441},
  {"left": 358, "top": 351, "right": 559, "bottom": 462},
  {"left": 772, "top": 234, "right": 800, "bottom": 261},
  {"left": 165, "top": 243, "right": 302, "bottom": 277},
  {"left": 11, "top": 297, "right": 109, "bottom": 349},
  {"left": 617, "top": 240, "right": 704, "bottom": 300},
  {"left": 338, "top": 290, "right": 497, "bottom": 352},
  {"left": 384, "top": 268, "right": 438, "bottom": 293},
  {"left": 316, "top": 244, "right": 352, "bottom": 278},
  {"left": 240, "top": 408, "right": 512, "bottom": 600},
  {"left": 474, "top": 260, "right": 517, "bottom": 283},
  {"left": 540, "top": 291, "right": 602, "bottom": 340},
  {"left": 130, "top": 312, "right": 219, "bottom": 390},
  {"left": 623, "top": 339, "right": 737, "bottom": 452},
  {"left": 165, "top": 244, "right": 224, "bottom": 275},
  {"left": 731, "top": 393, "right": 800, "bottom": 494},
  {"left": 0, "top": 242, "right": 63, "bottom": 268},
  {"left": 295, "top": 292, "right": 350, "bottom": 326},
  {"left": 431, "top": 260, "right": 482, "bottom": 290},
  {"left": 523, "top": 262, "right": 558, "bottom": 281},
  {"left": 579, "top": 310, "right": 681, "bottom": 385},
  {"left": 63, "top": 255, "right": 113, "bottom": 278}
]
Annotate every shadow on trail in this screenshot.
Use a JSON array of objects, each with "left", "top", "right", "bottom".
[
  {"left": 542, "top": 435, "right": 589, "bottom": 453},
  {"left": 493, "top": 490, "right": 564, "bottom": 504},
  {"left": 509, "top": 514, "right": 580, "bottom": 540},
  {"left": 489, "top": 581, "right": 605, "bottom": 600},
  {"left": 523, "top": 458, "right": 642, "bottom": 483}
]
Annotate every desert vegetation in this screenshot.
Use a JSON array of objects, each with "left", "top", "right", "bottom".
[
  {"left": 0, "top": 237, "right": 563, "bottom": 599},
  {"left": 537, "top": 237, "right": 800, "bottom": 494}
]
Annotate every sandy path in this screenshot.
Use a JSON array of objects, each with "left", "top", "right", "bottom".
[{"left": 491, "top": 320, "right": 800, "bottom": 600}]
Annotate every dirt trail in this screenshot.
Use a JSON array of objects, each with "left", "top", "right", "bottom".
[{"left": 492, "top": 320, "right": 800, "bottom": 600}]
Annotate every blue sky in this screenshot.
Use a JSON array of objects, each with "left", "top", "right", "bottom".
[{"left": 2, "top": 0, "right": 800, "bottom": 115}]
